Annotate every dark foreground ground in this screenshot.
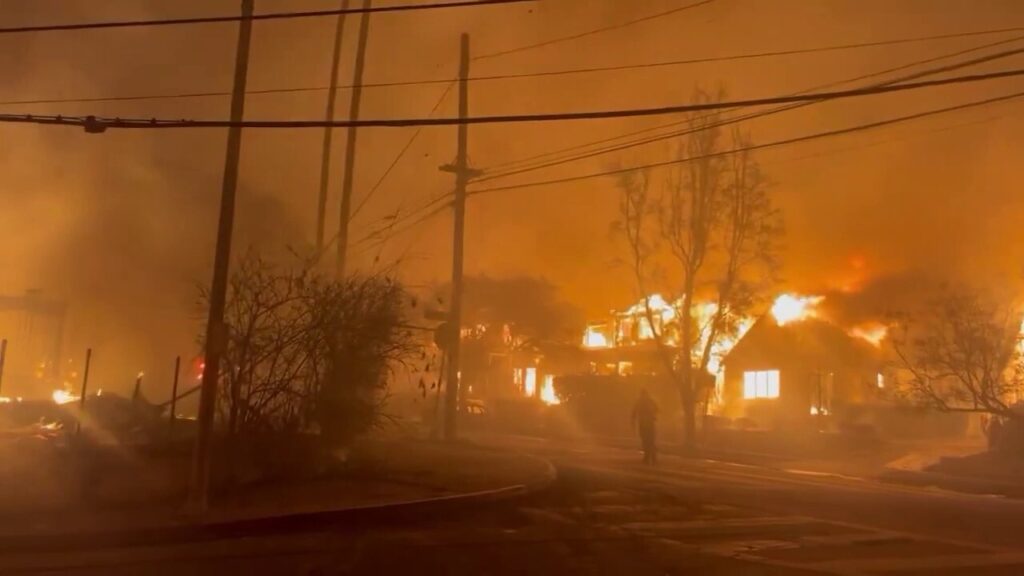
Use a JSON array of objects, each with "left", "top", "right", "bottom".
[{"left": 4, "top": 434, "right": 1024, "bottom": 575}]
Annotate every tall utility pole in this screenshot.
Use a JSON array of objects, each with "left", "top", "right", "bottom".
[
  {"left": 335, "top": 0, "right": 372, "bottom": 278},
  {"left": 314, "top": 0, "right": 350, "bottom": 255},
  {"left": 442, "top": 34, "right": 478, "bottom": 440},
  {"left": 169, "top": 356, "right": 181, "bottom": 433},
  {"left": 190, "top": 0, "right": 255, "bottom": 513},
  {"left": 0, "top": 339, "right": 6, "bottom": 397}
]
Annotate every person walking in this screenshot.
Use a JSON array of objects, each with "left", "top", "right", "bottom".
[{"left": 632, "top": 388, "right": 658, "bottom": 465}]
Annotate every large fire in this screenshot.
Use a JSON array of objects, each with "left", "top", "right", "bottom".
[
  {"left": 582, "top": 326, "right": 610, "bottom": 348},
  {"left": 771, "top": 294, "right": 823, "bottom": 326},
  {"left": 627, "top": 294, "right": 674, "bottom": 317},
  {"left": 539, "top": 374, "right": 560, "bottom": 405},
  {"left": 584, "top": 294, "right": 756, "bottom": 374},
  {"left": 629, "top": 294, "right": 675, "bottom": 341},
  {"left": 849, "top": 323, "right": 888, "bottom": 347},
  {"left": 52, "top": 389, "right": 79, "bottom": 405},
  {"left": 708, "top": 317, "right": 755, "bottom": 374}
]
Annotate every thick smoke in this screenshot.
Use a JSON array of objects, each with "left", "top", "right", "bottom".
[{"left": 1, "top": 0, "right": 1023, "bottom": 395}]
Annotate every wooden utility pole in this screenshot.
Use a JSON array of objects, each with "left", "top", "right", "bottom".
[
  {"left": 190, "top": 0, "right": 255, "bottom": 513},
  {"left": 315, "top": 0, "right": 350, "bottom": 255},
  {"left": 441, "top": 34, "right": 478, "bottom": 440},
  {"left": 169, "top": 356, "right": 181, "bottom": 432},
  {"left": 133, "top": 372, "right": 144, "bottom": 402},
  {"left": 0, "top": 339, "right": 6, "bottom": 397},
  {"left": 335, "top": 0, "right": 372, "bottom": 278},
  {"left": 75, "top": 348, "right": 92, "bottom": 435}
]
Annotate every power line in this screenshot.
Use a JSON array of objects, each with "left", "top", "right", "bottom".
[
  {"left": 0, "top": 0, "right": 533, "bottom": 35},
  {"left": 356, "top": 192, "right": 454, "bottom": 248},
  {"left": 6, "top": 25, "right": 1024, "bottom": 108},
  {"left": 465, "top": 89, "right": 1024, "bottom": 197},
  {"left": 355, "top": 95, "right": 1024, "bottom": 244},
  {"left": 352, "top": 43, "right": 1024, "bottom": 247},
  {"left": 351, "top": 82, "right": 455, "bottom": 220},
  {"left": 475, "top": 0, "right": 716, "bottom": 60},
  {"left": 366, "top": 95, "right": 1024, "bottom": 243},
  {"left": 763, "top": 109, "right": 1015, "bottom": 170},
  {"left": 10, "top": 66, "right": 1024, "bottom": 132},
  {"left": 349, "top": 46, "right": 1024, "bottom": 241},
  {"left": 480, "top": 34, "right": 1024, "bottom": 174},
  {"left": 477, "top": 37, "right": 1024, "bottom": 181}
]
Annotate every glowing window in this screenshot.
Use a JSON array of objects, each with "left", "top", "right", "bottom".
[
  {"left": 524, "top": 367, "right": 537, "bottom": 397},
  {"left": 876, "top": 372, "right": 885, "bottom": 389},
  {"left": 743, "top": 370, "right": 780, "bottom": 399}
]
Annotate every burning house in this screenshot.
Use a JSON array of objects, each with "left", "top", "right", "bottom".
[
  {"left": 719, "top": 314, "right": 883, "bottom": 429},
  {"left": 457, "top": 321, "right": 576, "bottom": 407},
  {"left": 569, "top": 292, "right": 896, "bottom": 431}
]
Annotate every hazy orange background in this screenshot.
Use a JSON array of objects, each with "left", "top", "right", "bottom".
[{"left": 1, "top": 0, "right": 1023, "bottom": 394}]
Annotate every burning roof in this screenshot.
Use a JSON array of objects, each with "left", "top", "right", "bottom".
[
  {"left": 724, "top": 315, "right": 883, "bottom": 373},
  {"left": 582, "top": 292, "right": 890, "bottom": 371}
]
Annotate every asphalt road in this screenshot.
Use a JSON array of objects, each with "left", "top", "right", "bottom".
[{"left": 2, "top": 435, "right": 1023, "bottom": 575}]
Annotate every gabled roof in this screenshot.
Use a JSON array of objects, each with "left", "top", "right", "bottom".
[{"left": 725, "top": 315, "right": 880, "bottom": 371}]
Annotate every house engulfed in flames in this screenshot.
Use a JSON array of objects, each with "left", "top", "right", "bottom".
[
  {"left": 580, "top": 294, "right": 755, "bottom": 394},
  {"left": 577, "top": 293, "right": 889, "bottom": 427},
  {"left": 720, "top": 297, "right": 885, "bottom": 428}
]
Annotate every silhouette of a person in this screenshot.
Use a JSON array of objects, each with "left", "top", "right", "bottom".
[{"left": 632, "top": 388, "right": 658, "bottom": 465}]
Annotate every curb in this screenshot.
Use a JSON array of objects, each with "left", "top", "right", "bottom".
[
  {"left": 877, "top": 467, "right": 1024, "bottom": 498},
  {"left": 0, "top": 454, "right": 558, "bottom": 553}
]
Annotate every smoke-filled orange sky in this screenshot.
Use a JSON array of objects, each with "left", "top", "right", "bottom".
[{"left": 1, "top": 0, "right": 1024, "bottom": 393}]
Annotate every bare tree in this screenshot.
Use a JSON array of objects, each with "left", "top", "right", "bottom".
[
  {"left": 892, "top": 286, "right": 1024, "bottom": 420},
  {"left": 616, "top": 89, "right": 780, "bottom": 449},
  {"left": 199, "top": 253, "right": 420, "bottom": 446}
]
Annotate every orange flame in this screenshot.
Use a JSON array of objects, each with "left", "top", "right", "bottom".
[
  {"left": 52, "top": 390, "right": 78, "bottom": 405},
  {"left": 771, "top": 294, "right": 823, "bottom": 326},
  {"left": 849, "top": 323, "right": 888, "bottom": 347},
  {"left": 539, "top": 374, "right": 560, "bottom": 405},
  {"left": 582, "top": 326, "right": 610, "bottom": 348}
]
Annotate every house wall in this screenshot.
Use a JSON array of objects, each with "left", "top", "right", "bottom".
[{"left": 722, "top": 359, "right": 878, "bottom": 428}]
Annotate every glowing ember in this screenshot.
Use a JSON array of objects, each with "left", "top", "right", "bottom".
[
  {"left": 771, "top": 294, "right": 823, "bottom": 326},
  {"left": 539, "top": 374, "right": 560, "bottom": 405},
  {"left": 52, "top": 389, "right": 79, "bottom": 404},
  {"left": 850, "top": 323, "right": 888, "bottom": 347}
]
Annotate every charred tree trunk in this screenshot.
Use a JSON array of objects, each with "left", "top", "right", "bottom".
[{"left": 679, "top": 284, "right": 697, "bottom": 451}]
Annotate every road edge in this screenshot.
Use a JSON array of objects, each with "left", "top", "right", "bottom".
[{"left": 0, "top": 450, "right": 558, "bottom": 553}]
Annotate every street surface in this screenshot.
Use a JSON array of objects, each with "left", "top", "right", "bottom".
[{"left": 2, "top": 435, "right": 1024, "bottom": 575}]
